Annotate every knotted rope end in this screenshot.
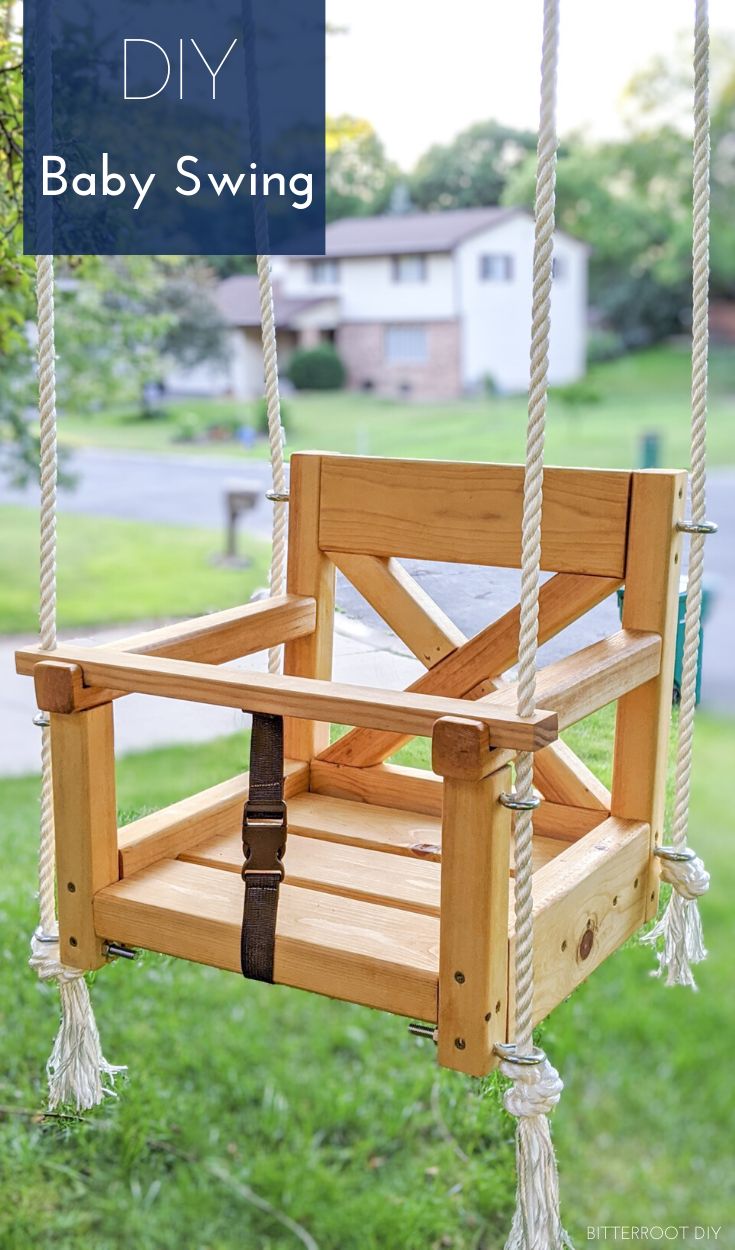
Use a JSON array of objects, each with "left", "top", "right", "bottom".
[
  {"left": 642, "top": 851, "right": 710, "bottom": 989},
  {"left": 497, "top": 1048, "right": 573, "bottom": 1250},
  {"left": 30, "top": 930, "right": 126, "bottom": 1111}
]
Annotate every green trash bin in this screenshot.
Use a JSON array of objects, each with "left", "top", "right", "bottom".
[{"left": 617, "top": 576, "right": 714, "bottom": 705}]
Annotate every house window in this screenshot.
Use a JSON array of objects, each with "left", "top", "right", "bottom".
[
  {"left": 552, "top": 256, "right": 566, "bottom": 280},
  {"left": 385, "top": 325, "right": 428, "bottom": 364},
  {"left": 479, "top": 254, "right": 514, "bottom": 281},
  {"left": 309, "top": 259, "right": 339, "bottom": 285},
  {"left": 392, "top": 254, "right": 427, "bottom": 283}
]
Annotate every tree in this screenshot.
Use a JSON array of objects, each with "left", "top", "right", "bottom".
[
  {"left": 326, "top": 115, "right": 398, "bottom": 221},
  {"left": 409, "top": 120, "right": 537, "bottom": 212},
  {"left": 503, "top": 129, "right": 694, "bottom": 347},
  {"left": 621, "top": 34, "right": 735, "bottom": 299},
  {"left": 53, "top": 257, "right": 228, "bottom": 417}
]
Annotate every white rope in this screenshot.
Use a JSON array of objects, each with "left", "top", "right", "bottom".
[
  {"left": 642, "top": 0, "right": 712, "bottom": 989},
  {"left": 32, "top": 255, "right": 123, "bottom": 1110},
  {"left": 256, "top": 255, "right": 288, "bottom": 676},
  {"left": 500, "top": 2, "right": 570, "bottom": 1247}
]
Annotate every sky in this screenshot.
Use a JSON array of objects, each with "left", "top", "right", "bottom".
[{"left": 326, "top": 0, "right": 735, "bottom": 167}]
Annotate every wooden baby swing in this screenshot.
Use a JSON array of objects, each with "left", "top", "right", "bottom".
[{"left": 20, "top": 0, "right": 714, "bottom": 1242}]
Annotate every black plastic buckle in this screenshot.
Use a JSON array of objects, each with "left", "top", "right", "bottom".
[{"left": 242, "top": 799, "right": 287, "bottom": 879}]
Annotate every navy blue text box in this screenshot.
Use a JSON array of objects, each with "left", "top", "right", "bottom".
[{"left": 24, "top": 0, "right": 325, "bottom": 255}]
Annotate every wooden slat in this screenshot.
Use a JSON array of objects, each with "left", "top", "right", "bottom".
[
  {"left": 309, "top": 760, "right": 445, "bottom": 816},
  {"left": 510, "top": 816, "right": 650, "bottom": 1029},
  {"left": 534, "top": 801, "right": 605, "bottom": 841},
  {"left": 318, "top": 456, "right": 631, "bottom": 577},
  {"left": 94, "top": 858, "right": 440, "bottom": 1021},
  {"left": 276, "top": 792, "right": 442, "bottom": 857},
  {"left": 481, "top": 629, "right": 661, "bottom": 731},
  {"left": 51, "top": 704, "right": 119, "bottom": 969},
  {"left": 185, "top": 832, "right": 442, "bottom": 916},
  {"left": 308, "top": 761, "right": 604, "bottom": 841},
  {"left": 185, "top": 825, "right": 567, "bottom": 885},
  {"left": 318, "top": 571, "right": 619, "bottom": 770},
  {"left": 24, "top": 643, "right": 558, "bottom": 752},
  {"left": 118, "top": 760, "right": 309, "bottom": 877},
  {"left": 329, "top": 551, "right": 465, "bottom": 666},
  {"left": 438, "top": 758, "right": 512, "bottom": 1076},
  {"left": 283, "top": 453, "right": 336, "bottom": 759},
  {"left": 178, "top": 791, "right": 568, "bottom": 878},
  {"left": 17, "top": 595, "right": 316, "bottom": 712},
  {"left": 611, "top": 470, "right": 686, "bottom": 919},
  {"left": 113, "top": 595, "right": 316, "bottom": 661}
]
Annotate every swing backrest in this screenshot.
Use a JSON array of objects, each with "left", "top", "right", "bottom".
[
  {"left": 315, "top": 454, "right": 632, "bottom": 576},
  {"left": 283, "top": 451, "right": 686, "bottom": 855}
]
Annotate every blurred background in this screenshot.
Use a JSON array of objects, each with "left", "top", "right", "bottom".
[{"left": 1, "top": 2, "right": 733, "bottom": 1247}]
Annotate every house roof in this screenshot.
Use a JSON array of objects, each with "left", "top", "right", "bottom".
[
  {"left": 216, "top": 278, "right": 334, "bottom": 328},
  {"left": 322, "top": 206, "right": 520, "bottom": 257}
]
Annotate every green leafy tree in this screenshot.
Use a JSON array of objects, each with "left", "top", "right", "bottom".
[
  {"left": 326, "top": 115, "right": 398, "bottom": 221},
  {"left": 410, "top": 120, "right": 537, "bottom": 212},
  {"left": 54, "top": 257, "right": 228, "bottom": 417},
  {"left": 504, "top": 128, "right": 694, "bottom": 347}
]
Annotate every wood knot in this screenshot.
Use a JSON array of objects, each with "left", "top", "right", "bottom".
[{"left": 578, "top": 924, "right": 595, "bottom": 961}]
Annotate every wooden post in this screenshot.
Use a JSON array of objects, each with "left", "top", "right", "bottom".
[
  {"left": 50, "top": 703, "right": 119, "bottom": 970},
  {"left": 433, "top": 718, "right": 512, "bottom": 1076},
  {"left": 282, "top": 453, "right": 336, "bottom": 761},
  {"left": 612, "top": 470, "right": 686, "bottom": 919}
]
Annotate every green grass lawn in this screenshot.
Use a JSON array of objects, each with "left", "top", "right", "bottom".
[
  {"left": 54, "top": 343, "right": 735, "bottom": 468},
  {"left": 0, "top": 506, "right": 269, "bottom": 635},
  {"left": 1, "top": 711, "right": 732, "bottom": 1248}
]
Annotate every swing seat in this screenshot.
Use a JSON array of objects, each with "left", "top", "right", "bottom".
[{"left": 17, "top": 453, "right": 685, "bottom": 1076}]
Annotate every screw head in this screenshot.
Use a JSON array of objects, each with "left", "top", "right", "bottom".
[
  {"left": 454, "top": 1038, "right": 466, "bottom": 1051},
  {"left": 69, "top": 936, "right": 78, "bottom": 948},
  {"left": 454, "top": 971, "right": 465, "bottom": 984}
]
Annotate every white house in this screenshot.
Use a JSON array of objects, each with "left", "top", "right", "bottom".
[{"left": 214, "top": 207, "right": 588, "bottom": 400}]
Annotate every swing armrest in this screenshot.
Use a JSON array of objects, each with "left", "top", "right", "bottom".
[
  {"left": 16, "top": 595, "right": 317, "bottom": 710},
  {"left": 25, "top": 644, "right": 558, "bottom": 753}
]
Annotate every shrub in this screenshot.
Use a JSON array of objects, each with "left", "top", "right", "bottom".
[
  {"left": 172, "top": 412, "right": 201, "bottom": 443},
  {"left": 288, "top": 344, "right": 346, "bottom": 391},
  {"left": 587, "top": 329, "right": 624, "bottom": 365},
  {"left": 551, "top": 379, "right": 602, "bottom": 408}
]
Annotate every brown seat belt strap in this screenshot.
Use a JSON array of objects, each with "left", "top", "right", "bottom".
[{"left": 240, "top": 712, "right": 286, "bottom": 982}]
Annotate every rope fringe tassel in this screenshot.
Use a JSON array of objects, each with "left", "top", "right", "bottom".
[
  {"left": 500, "top": 1055, "right": 572, "bottom": 1250},
  {"left": 642, "top": 854, "right": 710, "bottom": 988},
  {"left": 30, "top": 931, "right": 126, "bottom": 1110}
]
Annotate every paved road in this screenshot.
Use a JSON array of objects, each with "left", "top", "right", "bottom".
[
  {"left": 2, "top": 448, "right": 732, "bottom": 711},
  {"left": 0, "top": 448, "right": 279, "bottom": 538}
]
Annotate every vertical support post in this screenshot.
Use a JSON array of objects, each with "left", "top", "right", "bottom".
[
  {"left": 612, "top": 470, "right": 686, "bottom": 919},
  {"left": 51, "top": 703, "right": 119, "bottom": 970},
  {"left": 433, "top": 719, "right": 512, "bottom": 1075},
  {"left": 282, "top": 453, "right": 335, "bottom": 761}
]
